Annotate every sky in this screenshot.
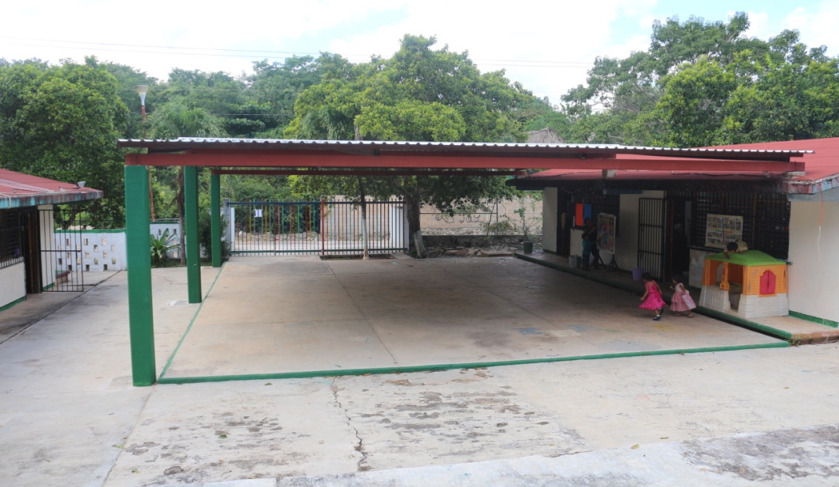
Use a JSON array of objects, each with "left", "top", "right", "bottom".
[{"left": 3, "top": 0, "right": 838, "bottom": 106}]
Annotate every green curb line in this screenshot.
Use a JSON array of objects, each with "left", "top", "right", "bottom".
[{"left": 156, "top": 341, "right": 789, "bottom": 384}]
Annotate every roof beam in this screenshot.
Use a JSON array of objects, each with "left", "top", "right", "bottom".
[
  {"left": 126, "top": 151, "right": 804, "bottom": 172},
  {"left": 211, "top": 168, "right": 522, "bottom": 177}
]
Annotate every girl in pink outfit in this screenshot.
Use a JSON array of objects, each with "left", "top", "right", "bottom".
[
  {"left": 669, "top": 277, "right": 696, "bottom": 317},
  {"left": 639, "top": 272, "right": 666, "bottom": 320}
]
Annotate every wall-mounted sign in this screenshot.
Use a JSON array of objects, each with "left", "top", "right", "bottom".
[{"left": 705, "top": 213, "right": 743, "bottom": 248}]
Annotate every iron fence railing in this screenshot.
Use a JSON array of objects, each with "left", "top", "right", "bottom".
[{"left": 227, "top": 200, "right": 408, "bottom": 256}]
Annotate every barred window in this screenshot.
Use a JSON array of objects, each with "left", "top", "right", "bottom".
[
  {"left": 0, "top": 210, "right": 25, "bottom": 268},
  {"left": 678, "top": 191, "right": 789, "bottom": 260}
]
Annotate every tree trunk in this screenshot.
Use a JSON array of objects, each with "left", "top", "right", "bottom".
[
  {"left": 404, "top": 193, "right": 424, "bottom": 258},
  {"left": 357, "top": 176, "right": 369, "bottom": 260}
]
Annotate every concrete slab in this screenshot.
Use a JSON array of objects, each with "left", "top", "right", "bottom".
[
  {"left": 2, "top": 260, "right": 839, "bottom": 487},
  {"left": 161, "top": 256, "right": 783, "bottom": 381}
]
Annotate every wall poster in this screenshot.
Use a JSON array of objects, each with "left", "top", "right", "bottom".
[
  {"left": 597, "top": 213, "right": 616, "bottom": 252},
  {"left": 704, "top": 213, "right": 743, "bottom": 248}
]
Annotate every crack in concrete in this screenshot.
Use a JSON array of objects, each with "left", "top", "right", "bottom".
[{"left": 331, "top": 379, "right": 370, "bottom": 472}]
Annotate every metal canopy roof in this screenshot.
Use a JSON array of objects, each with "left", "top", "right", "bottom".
[
  {"left": 118, "top": 138, "right": 808, "bottom": 172},
  {"left": 0, "top": 169, "right": 103, "bottom": 210}
]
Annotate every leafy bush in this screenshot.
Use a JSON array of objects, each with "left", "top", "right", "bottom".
[{"left": 150, "top": 229, "right": 177, "bottom": 267}]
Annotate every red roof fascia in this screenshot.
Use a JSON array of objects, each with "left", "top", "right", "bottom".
[{"left": 0, "top": 169, "right": 103, "bottom": 209}]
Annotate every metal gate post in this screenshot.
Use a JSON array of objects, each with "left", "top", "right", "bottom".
[
  {"left": 184, "top": 166, "right": 202, "bottom": 303},
  {"left": 124, "top": 165, "right": 156, "bottom": 386},
  {"left": 210, "top": 173, "right": 222, "bottom": 268}
]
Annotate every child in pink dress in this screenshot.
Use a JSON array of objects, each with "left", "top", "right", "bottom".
[
  {"left": 669, "top": 277, "right": 696, "bottom": 317},
  {"left": 639, "top": 272, "right": 666, "bottom": 320}
]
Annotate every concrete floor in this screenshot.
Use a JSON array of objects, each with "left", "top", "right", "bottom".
[
  {"left": 3, "top": 254, "right": 839, "bottom": 487},
  {"left": 161, "top": 255, "right": 784, "bottom": 381}
]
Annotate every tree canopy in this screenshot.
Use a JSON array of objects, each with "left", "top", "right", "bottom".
[
  {"left": 283, "top": 35, "right": 534, "bottom": 249},
  {"left": 0, "top": 59, "right": 129, "bottom": 226},
  {"left": 561, "top": 12, "right": 839, "bottom": 146},
  {"left": 1, "top": 13, "right": 839, "bottom": 235}
]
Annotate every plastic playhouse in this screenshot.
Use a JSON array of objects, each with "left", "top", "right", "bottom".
[{"left": 698, "top": 250, "right": 789, "bottom": 319}]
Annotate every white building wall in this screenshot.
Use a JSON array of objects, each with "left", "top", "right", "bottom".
[
  {"left": 542, "top": 188, "right": 558, "bottom": 253},
  {"left": 0, "top": 263, "right": 26, "bottom": 309},
  {"left": 615, "top": 191, "right": 664, "bottom": 271},
  {"left": 788, "top": 200, "right": 839, "bottom": 323}
]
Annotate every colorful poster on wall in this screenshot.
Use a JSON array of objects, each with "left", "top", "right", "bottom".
[
  {"left": 574, "top": 203, "right": 592, "bottom": 227},
  {"left": 704, "top": 213, "right": 743, "bottom": 248},
  {"left": 597, "top": 213, "right": 616, "bottom": 252}
]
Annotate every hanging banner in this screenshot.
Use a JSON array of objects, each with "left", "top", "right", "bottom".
[
  {"left": 597, "top": 213, "right": 616, "bottom": 252},
  {"left": 704, "top": 213, "right": 743, "bottom": 248}
]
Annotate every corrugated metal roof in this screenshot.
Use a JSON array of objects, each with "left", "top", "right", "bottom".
[
  {"left": 0, "top": 169, "right": 102, "bottom": 209},
  {"left": 117, "top": 138, "right": 809, "bottom": 162},
  {"left": 509, "top": 137, "right": 839, "bottom": 195}
]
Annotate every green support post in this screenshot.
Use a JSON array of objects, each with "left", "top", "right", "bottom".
[
  {"left": 184, "top": 166, "right": 202, "bottom": 303},
  {"left": 124, "top": 165, "right": 156, "bottom": 386},
  {"left": 210, "top": 173, "right": 222, "bottom": 268}
]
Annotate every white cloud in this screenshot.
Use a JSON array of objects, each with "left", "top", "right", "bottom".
[
  {"left": 782, "top": 1, "right": 839, "bottom": 52},
  {"left": 2, "top": 0, "right": 838, "bottom": 106}
]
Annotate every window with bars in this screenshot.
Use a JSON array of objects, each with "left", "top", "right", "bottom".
[
  {"left": 0, "top": 210, "right": 25, "bottom": 269},
  {"left": 671, "top": 191, "right": 789, "bottom": 260}
]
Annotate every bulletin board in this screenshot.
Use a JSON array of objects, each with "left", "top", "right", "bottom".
[{"left": 704, "top": 213, "right": 743, "bottom": 248}]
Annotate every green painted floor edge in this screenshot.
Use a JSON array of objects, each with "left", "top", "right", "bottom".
[
  {"left": 515, "top": 253, "right": 795, "bottom": 341},
  {"left": 156, "top": 341, "right": 789, "bottom": 384},
  {"left": 158, "top": 265, "right": 225, "bottom": 381}
]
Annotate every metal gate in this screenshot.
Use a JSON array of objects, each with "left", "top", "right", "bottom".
[
  {"left": 227, "top": 200, "right": 408, "bottom": 256},
  {"left": 39, "top": 208, "right": 86, "bottom": 292},
  {"left": 637, "top": 198, "right": 665, "bottom": 280}
]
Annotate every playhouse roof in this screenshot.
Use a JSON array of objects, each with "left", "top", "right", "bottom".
[
  {"left": 705, "top": 250, "right": 786, "bottom": 266},
  {"left": 0, "top": 169, "right": 102, "bottom": 209}
]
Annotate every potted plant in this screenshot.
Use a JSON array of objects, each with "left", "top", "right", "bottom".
[{"left": 513, "top": 196, "right": 540, "bottom": 254}]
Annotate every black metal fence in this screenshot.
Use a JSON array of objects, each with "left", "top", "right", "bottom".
[
  {"left": 40, "top": 208, "right": 86, "bottom": 292},
  {"left": 227, "top": 200, "right": 407, "bottom": 256}
]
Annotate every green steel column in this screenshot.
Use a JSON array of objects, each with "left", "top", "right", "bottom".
[
  {"left": 210, "top": 173, "right": 222, "bottom": 267},
  {"left": 124, "top": 165, "right": 156, "bottom": 386},
  {"left": 184, "top": 166, "right": 202, "bottom": 303}
]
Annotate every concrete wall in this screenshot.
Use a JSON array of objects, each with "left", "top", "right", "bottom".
[
  {"left": 419, "top": 196, "right": 542, "bottom": 237},
  {"left": 788, "top": 199, "right": 839, "bottom": 323},
  {"left": 0, "top": 263, "right": 26, "bottom": 309},
  {"left": 51, "top": 223, "right": 178, "bottom": 273}
]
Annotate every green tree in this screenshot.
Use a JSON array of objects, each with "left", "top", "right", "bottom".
[
  {"left": 0, "top": 60, "right": 129, "bottom": 226},
  {"left": 285, "top": 35, "right": 528, "bottom": 255},
  {"left": 563, "top": 13, "right": 839, "bottom": 146},
  {"left": 655, "top": 56, "right": 738, "bottom": 147},
  {"left": 148, "top": 99, "right": 227, "bottom": 263},
  {"left": 248, "top": 54, "right": 353, "bottom": 136}
]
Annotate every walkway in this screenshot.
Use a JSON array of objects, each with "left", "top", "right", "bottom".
[{"left": 517, "top": 251, "right": 839, "bottom": 344}]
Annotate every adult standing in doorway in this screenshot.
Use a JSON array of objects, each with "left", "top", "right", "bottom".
[{"left": 581, "top": 218, "right": 597, "bottom": 270}]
